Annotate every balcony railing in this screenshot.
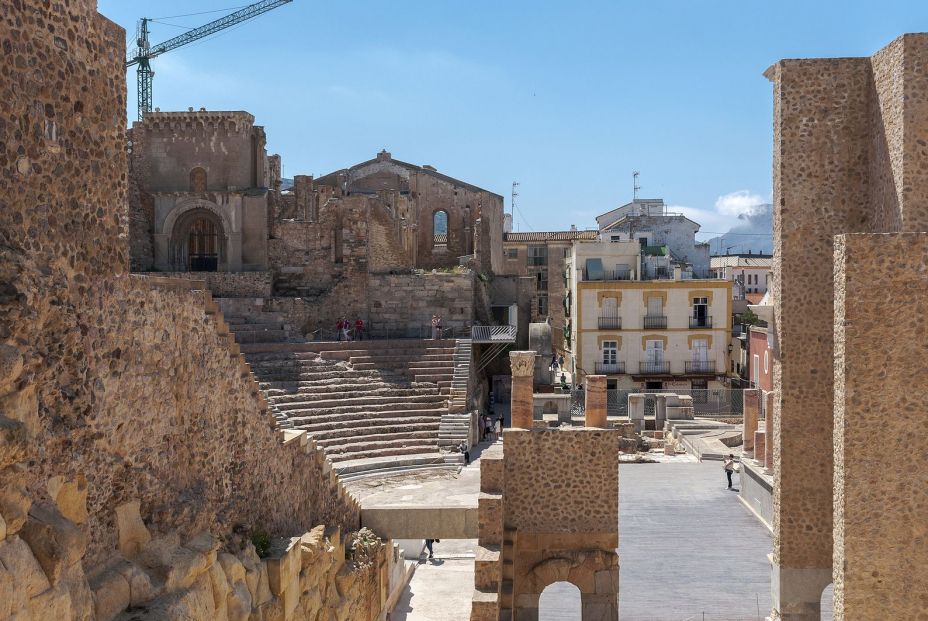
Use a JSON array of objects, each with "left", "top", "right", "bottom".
[
  {"left": 638, "top": 361, "right": 670, "bottom": 375},
  {"left": 471, "top": 325, "right": 517, "bottom": 343},
  {"left": 685, "top": 360, "right": 717, "bottom": 374},
  {"left": 595, "top": 361, "right": 625, "bottom": 374},
  {"left": 598, "top": 314, "right": 621, "bottom": 330},
  {"left": 579, "top": 268, "right": 632, "bottom": 282},
  {"left": 643, "top": 315, "right": 667, "bottom": 329},
  {"left": 689, "top": 316, "right": 713, "bottom": 329}
]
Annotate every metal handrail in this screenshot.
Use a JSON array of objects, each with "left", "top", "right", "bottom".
[
  {"left": 643, "top": 315, "right": 667, "bottom": 329},
  {"left": 598, "top": 315, "right": 621, "bottom": 330},
  {"left": 685, "top": 360, "right": 717, "bottom": 374},
  {"left": 471, "top": 325, "right": 517, "bottom": 343},
  {"left": 595, "top": 362, "right": 625, "bottom": 374},
  {"left": 639, "top": 361, "right": 670, "bottom": 374},
  {"left": 689, "top": 316, "right": 713, "bottom": 329}
]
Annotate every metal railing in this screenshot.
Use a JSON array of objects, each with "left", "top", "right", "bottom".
[
  {"left": 638, "top": 361, "right": 670, "bottom": 374},
  {"left": 579, "top": 268, "right": 632, "bottom": 282},
  {"left": 595, "top": 362, "right": 625, "bottom": 374},
  {"left": 598, "top": 314, "right": 621, "bottom": 329},
  {"left": 684, "top": 360, "right": 717, "bottom": 374},
  {"left": 643, "top": 315, "right": 667, "bottom": 329},
  {"left": 689, "top": 316, "right": 713, "bottom": 329},
  {"left": 471, "top": 325, "right": 517, "bottom": 343},
  {"left": 573, "top": 388, "right": 745, "bottom": 418}
]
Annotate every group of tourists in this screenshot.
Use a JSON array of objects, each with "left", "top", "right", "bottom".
[
  {"left": 480, "top": 413, "right": 502, "bottom": 442},
  {"left": 335, "top": 317, "right": 364, "bottom": 341}
]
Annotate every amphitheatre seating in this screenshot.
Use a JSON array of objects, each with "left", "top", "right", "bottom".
[{"left": 217, "top": 300, "right": 470, "bottom": 479}]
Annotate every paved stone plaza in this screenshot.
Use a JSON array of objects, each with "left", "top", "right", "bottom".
[{"left": 390, "top": 459, "right": 812, "bottom": 620}]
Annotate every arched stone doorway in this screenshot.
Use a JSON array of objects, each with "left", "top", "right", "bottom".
[
  {"left": 539, "top": 581, "right": 581, "bottom": 620},
  {"left": 170, "top": 209, "right": 226, "bottom": 272}
]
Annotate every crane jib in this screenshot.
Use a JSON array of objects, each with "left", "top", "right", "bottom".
[{"left": 125, "top": 0, "right": 294, "bottom": 120}]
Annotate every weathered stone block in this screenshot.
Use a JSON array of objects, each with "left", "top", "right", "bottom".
[
  {"left": 0, "top": 485, "right": 31, "bottom": 537},
  {"left": 115, "top": 501, "right": 151, "bottom": 558},
  {"left": 90, "top": 568, "right": 130, "bottom": 621},
  {"left": 46, "top": 475, "right": 89, "bottom": 525},
  {"left": 19, "top": 501, "right": 87, "bottom": 585}
]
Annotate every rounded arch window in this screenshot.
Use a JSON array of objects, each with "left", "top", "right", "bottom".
[
  {"left": 433, "top": 210, "right": 449, "bottom": 248},
  {"left": 190, "top": 167, "right": 207, "bottom": 193},
  {"left": 539, "top": 581, "right": 581, "bottom": 619}
]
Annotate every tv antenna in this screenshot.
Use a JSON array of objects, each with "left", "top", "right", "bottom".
[{"left": 633, "top": 171, "right": 641, "bottom": 200}]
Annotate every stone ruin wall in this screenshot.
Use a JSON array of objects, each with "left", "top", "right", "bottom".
[
  {"left": 769, "top": 32, "right": 928, "bottom": 619},
  {"left": 0, "top": 2, "right": 394, "bottom": 619},
  {"left": 153, "top": 271, "right": 274, "bottom": 298}
]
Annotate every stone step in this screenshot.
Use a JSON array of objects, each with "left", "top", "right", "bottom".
[
  {"left": 239, "top": 338, "right": 457, "bottom": 355},
  {"left": 326, "top": 443, "right": 441, "bottom": 464},
  {"left": 321, "top": 347, "right": 456, "bottom": 361},
  {"left": 286, "top": 408, "right": 447, "bottom": 427},
  {"left": 271, "top": 391, "right": 443, "bottom": 410},
  {"left": 268, "top": 386, "right": 439, "bottom": 405},
  {"left": 289, "top": 414, "right": 443, "bottom": 431},
  {"left": 282, "top": 403, "right": 447, "bottom": 422},
  {"left": 339, "top": 463, "right": 459, "bottom": 483},
  {"left": 333, "top": 452, "right": 445, "bottom": 474},
  {"left": 348, "top": 353, "right": 456, "bottom": 364},
  {"left": 308, "top": 421, "right": 440, "bottom": 441},
  {"left": 261, "top": 379, "right": 412, "bottom": 395},
  {"left": 414, "top": 373, "right": 454, "bottom": 383},
  {"left": 315, "top": 429, "right": 439, "bottom": 450}
]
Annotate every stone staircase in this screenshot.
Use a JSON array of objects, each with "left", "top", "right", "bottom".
[
  {"left": 439, "top": 339, "right": 473, "bottom": 450},
  {"left": 214, "top": 296, "right": 476, "bottom": 480}
]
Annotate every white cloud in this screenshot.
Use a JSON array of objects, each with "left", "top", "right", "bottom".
[{"left": 714, "top": 190, "right": 767, "bottom": 217}]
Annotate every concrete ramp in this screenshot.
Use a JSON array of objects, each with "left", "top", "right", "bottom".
[{"left": 361, "top": 505, "right": 478, "bottom": 540}]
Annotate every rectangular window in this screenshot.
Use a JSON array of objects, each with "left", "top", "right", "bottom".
[
  {"left": 602, "top": 341, "right": 618, "bottom": 365},
  {"left": 537, "top": 296, "right": 548, "bottom": 316},
  {"left": 527, "top": 245, "right": 548, "bottom": 266},
  {"left": 506, "top": 248, "right": 518, "bottom": 259},
  {"left": 536, "top": 271, "right": 548, "bottom": 291}
]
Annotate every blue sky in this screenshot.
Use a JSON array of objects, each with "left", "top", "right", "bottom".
[{"left": 101, "top": 1, "right": 928, "bottom": 239}]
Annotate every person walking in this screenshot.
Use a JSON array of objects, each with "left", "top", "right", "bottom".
[
  {"left": 724, "top": 454, "right": 736, "bottom": 489},
  {"left": 341, "top": 317, "right": 351, "bottom": 342},
  {"left": 335, "top": 318, "right": 344, "bottom": 341},
  {"left": 550, "top": 353, "right": 559, "bottom": 371},
  {"left": 424, "top": 538, "right": 439, "bottom": 559},
  {"left": 495, "top": 415, "right": 502, "bottom": 438},
  {"left": 458, "top": 440, "right": 470, "bottom": 465},
  {"left": 430, "top": 315, "right": 440, "bottom": 340},
  {"left": 354, "top": 317, "right": 364, "bottom": 341}
]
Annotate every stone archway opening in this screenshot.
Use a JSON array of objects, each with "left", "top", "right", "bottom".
[
  {"left": 170, "top": 208, "right": 226, "bottom": 272},
  {"left": 539, "top": 581, "right": 581, "bottom": 620}
]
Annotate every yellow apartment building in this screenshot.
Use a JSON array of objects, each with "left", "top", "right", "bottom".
[{"left": 565, "top": 240, "right": 732, "bottom": 391}]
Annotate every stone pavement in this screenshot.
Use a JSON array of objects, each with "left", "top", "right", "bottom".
[{"left": 389, "top": 460, "right": 818, "bottom": 620}]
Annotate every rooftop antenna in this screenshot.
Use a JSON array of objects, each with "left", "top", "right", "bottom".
[
  {"left": 633, "top": 171, "right": 641, "bottom": 200},
  {"left": 511, "top": 181, "right": 520, "bottom": 231}
]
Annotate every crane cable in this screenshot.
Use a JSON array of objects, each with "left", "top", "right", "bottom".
[{"left": 150, "top": 5, "right": 251, "bottom": 21}]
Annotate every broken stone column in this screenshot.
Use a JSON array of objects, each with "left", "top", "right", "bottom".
[
  {"left": 627, "top": 394, "right": 645, "bottom": 434},
  {"left": 293, "top": 175, "right": 313, "bottom": 220},
  {"left": 584, "top": 375, "right": 607, "bottom": 428},
  {"left": 743, "top": 388, "right": 760, "bottom": 455},
  {"left": 509, "top": 351, "right": 536, "bottom": 430},
  {"left": 754, "top": 429, "right": 766, "bottom": 467}
]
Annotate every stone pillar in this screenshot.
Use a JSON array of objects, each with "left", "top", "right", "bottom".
[
  {"left": 832, "top": 233, "right": 928, "bottom": 619},
  {"left": 764, "top": 390, "right": 775, "bottom": 472},
  {"left": 754, "top": 429, "right": 766, "bottom": 467},
  {"left": 766, "top": 56, "right": 872, "bottom": 620},
  {"left": 743, "top": 388, "right": 760, "bottom": 455},
  {"left": 294, "top": 175, "right": 313, "bottom": 220},
  {"left": 510, "top": 351, "right": 536, "bottom": 430},
  {"left": 584, "top": 375, "right": 607, "bottom": 428}
]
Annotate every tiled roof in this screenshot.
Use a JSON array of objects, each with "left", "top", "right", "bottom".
[
  {"left": 745, "top": 292, "right": 765, "bottom": 304},
  {"left": 504, "top": 231, "right": 599, "bottom": 242}
]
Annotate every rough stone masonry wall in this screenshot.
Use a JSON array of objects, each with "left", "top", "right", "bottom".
[
  {"left": 0, "top": 3, "right": 386, "bottom": 620},
  {"left": 154, "top": 271, "right": 274, "bottom": 298},
  {"left": 833, "top": 233, "right": 928, "bottom": 620},
  {"left": 368, "top": 273, "right": 475, "bottom": 338}
]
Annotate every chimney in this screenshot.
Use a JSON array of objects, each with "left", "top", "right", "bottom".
[{"left": 377, "top": 149, "right": 391, "bottom": 162}]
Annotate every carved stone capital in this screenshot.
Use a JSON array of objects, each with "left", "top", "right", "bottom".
[{"left": 509, "top": 351, "right": 536, "bottom": 378}]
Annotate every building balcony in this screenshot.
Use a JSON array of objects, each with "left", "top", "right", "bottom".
[
  {"left": 598, "top": 315, "right": 621, "bottom": 330},
  {"left": 638, "top": 361, "right": 670, "bottom": 375},
  {"left": 689, "top": 316, "right": 713, "bottom": 329},
  {"left": 643, "top": 315, "right": 667, "bottom": 329},
  {"left": 579, "top": 268, "right": 632, "bottom": 282},
  {"left": 595, "top": 362, "right": 625, "bottom": 374},
  {"left": 685, "top": 360, "right": 717, "bottom": 374}
]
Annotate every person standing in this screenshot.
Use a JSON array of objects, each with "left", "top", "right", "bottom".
[
  {"left": 724, "top": 454, "right": 736, "bottom": 489},
  {"left": 341, "top": 317, "right": 351, "bottom": 342},
  {"left": 430, "top": 315, "right": 440, "bottom": 340},
  {"left": 550, "top": 353, "right": 559, "bottom": 371},
  {"left": 335, "top": 318, "right": 344, "bottom": 341},
  {"left": 354, "top": 317, "right": 364, "bottom": 341},
  {"left": 495, "top": 415, "right": 502, "bottom": 438}
]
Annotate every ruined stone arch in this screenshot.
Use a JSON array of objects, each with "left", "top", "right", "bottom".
[{"left": 161, "top": 199, "right": 234, "bottom": 272}]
